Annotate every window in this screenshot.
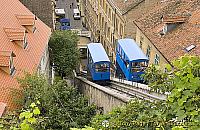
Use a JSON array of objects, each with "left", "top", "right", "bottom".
[
  {"left": 33, "top": 26, "right": 36, "bottom": 33},
  {"left": 108, "top": 8, "right": 111, "bottom": 20},
  {"left": 61, "top": 22, "right": 70, "bottom": 26},
  {"left": 107, "top": 27, "right": 110, "bottom": 40},
  {"left": 23, "top": 33, "right": 28, "bottom": 49},
  {"left": 9, "top": 57, "right": 15, "bottom": 75},
  {"left": 120, "top": 24, "right": 123, "bottom": 37},
  {"left": 112, "top": 12, "right": 115, "bottom": 25},
  {"left": 146, "top": 45, "right": 151, "bottom": 58},
  {"left": 42, "top": 55, "right": 45, "bottom": 65},
  {"left": 99, "top": 14, "right": 101, "bottom": 26},
  {"left": 154, "top": 54, "right": 160, "bottom": 65},
  {"left": 118, "top": 45, "right": 121, "bottom": 54},
  {"left": 99, "top": 0, "right": 102, "bottom": 7},
  {"left": 105, "top": 4, "right": 108, "bottom": 15},
  {"left": 131, "top": 61, "right": 148, "bottom": 73},
  {"left": 115, "top": 19, "right": 118, "bottom": 33},
  {"left": 140, "top": 36, "right": 144, "bottom": 49},
  {"left": 95, "top": 63, "right": 109, "bottom": 72}
]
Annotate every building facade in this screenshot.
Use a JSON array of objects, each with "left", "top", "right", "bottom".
[
  {"left": 82, "top": 0, "right": 125, "bottom": 66},
  {"left": 82, "top": 0, "right": 200, "bottom": 69}
]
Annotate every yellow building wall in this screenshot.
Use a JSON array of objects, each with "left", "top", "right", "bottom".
[
  {"left": 98, "top": 0, "right": 125, "bottom": 64},
  {"left": 135, "top": 27, "right": 170, "bottom": 70},
  {"left": 84, "top": 0, "right": 99, "bottom": 42},
  {"left": 83, "top": 0, "right": 126, "bottom": 67}
]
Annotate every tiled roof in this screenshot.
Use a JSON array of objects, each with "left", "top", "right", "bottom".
[
  {"left": 0, "top": 0, "right": 51, "bottom": 110},
  {"left": 135, "top": 0, "right": 200, "bottom": 61},
  {"left": 116, "top": 0, "right": 160, "bottom": 38},
  {"left": 4, "top": 28, "right": 25, "bottom": 41},
  {"left": 0, "top": 102, "right": 7, "bottom": 117},
  {"left": 0, "top": 56, "right": 10, "bottom": 67},
  {"left": 111, "top": 0, "right": 144, "bottom": 14}
]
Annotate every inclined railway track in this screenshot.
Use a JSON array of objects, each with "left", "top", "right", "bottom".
[
  {"left": 78, "top": 71, "right": 167, "bottom": 101},
  {"left": 107, "top": 81, "right": 166, "bottom": 101}
]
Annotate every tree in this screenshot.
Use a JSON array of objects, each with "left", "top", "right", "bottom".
[
  {"left": 18, "top": 73, "right": 96, "bottom": 129},
  {"left": 49, "top": 30, "right": 80, "bottom": 77}
]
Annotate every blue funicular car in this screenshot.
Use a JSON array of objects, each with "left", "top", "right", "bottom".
[
  {"left": 87, "top": 43, "right": 111, "bottom": 81},
  {"left": 116, "top": 38, "right": 149, "bottom": 81}
]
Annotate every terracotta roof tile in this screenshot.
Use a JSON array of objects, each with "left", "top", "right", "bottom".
[
  {"left": 135, "top": 0, "right": 200, "bottom": 61},
  {"left": 0, "top": 56, "right": 10, "bottom": 67},
  {"left": 0, "top": 0, "right": 51, "bottom": 110}
]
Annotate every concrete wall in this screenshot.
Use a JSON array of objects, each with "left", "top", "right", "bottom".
[{"left": 74, "top": 76, "right": 130, "bottom": 113}]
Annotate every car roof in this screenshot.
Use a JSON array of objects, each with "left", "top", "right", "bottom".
[
  {"left": 87, "top": 43, "right": 110, "bottom": 63},
  {"left": 73, "top": 8, "right": 80, "bottom": 13},
  {"left": 118, "top": 38, "right": 148, "bottom": 62}
]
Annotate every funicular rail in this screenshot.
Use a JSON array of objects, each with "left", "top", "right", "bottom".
[{"left": 108, "top": 81, "right": 167, "bottom": 101}]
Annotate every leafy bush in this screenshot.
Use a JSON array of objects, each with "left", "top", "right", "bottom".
[
  {"left": 18, "top": 74, "right": 96, "bottom": 129},
  {"left": 0, "top": 102, "right": 44, "bottom": 130}
]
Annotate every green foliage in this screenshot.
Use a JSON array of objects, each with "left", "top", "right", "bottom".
[
  {"left": 70, "top": 126, "right": 95, "bottom": 130},
  {"left": 0, "top": 102, "right": 44, "bottom": 130},
  {"left": 172, "top": 126, "right": 185, "bottom": 130},
  {"left": 0, "top": 112, "right": 19, "bottom": 130},
  {"left": 49, "top": 30, "right": 80, "bottom": 77},
  {"left": 143, "top": 65, "right": 171, "bottom": 93},
  {"left": 143, "top": 55, "right": 200, "bottom": 129},
  {"left": 167, "top": 56, "right": 200, "bottom": 129},
  {"left": 18, "top": 73, "right": 96, "bottom": 129},
  {"left": 91, "top": 99, "right": 172, "bottom": 130}
]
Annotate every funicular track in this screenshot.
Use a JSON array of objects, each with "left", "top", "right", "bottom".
[
  {"left": 107, "top": 80, "right": 166, "bottom": 102},
  {"left": 77, "top": 71, "right": 166, "bottom": 102}
]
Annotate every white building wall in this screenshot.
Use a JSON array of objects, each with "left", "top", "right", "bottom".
[{"left": 37, "top": 44, "right": 50, "bottom": 79}]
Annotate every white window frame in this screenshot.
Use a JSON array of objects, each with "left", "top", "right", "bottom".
[
  {"left": 146, "top": 45, "right": 151, "bottom": 58},
  {"left": 154, "top": 53, "right": 160, "bottom": 65}
]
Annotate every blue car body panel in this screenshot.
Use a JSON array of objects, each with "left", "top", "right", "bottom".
[
  {"left": 116, "top": 39, "right": 149, "bottom": 81},
  {"left": 87, "top": 43, "right": 110, "bottom": 81}
]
